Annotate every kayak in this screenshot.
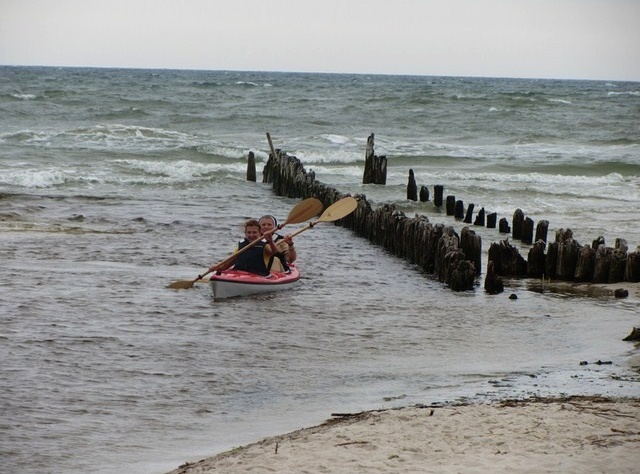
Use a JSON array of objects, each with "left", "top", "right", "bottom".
[{"left": 209, "top": 265, "right": 300, "bottom": 299}]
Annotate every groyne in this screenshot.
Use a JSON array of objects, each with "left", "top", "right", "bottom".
[
  {"left": 260, "top": 144, "right": 639, "bottom": 294},
  {"left": 263, "top": 147, "right": 479, "bottom": 291}
]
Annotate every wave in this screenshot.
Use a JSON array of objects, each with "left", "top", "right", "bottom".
[
  {"left": 1, "top": 124, "right": 197, "bottom": 153},
  {"left": 9, "top": 92, "right": 37, "bottom": 101},
  {"left": 0, "top": 157, "right": 250, "bottom": 189},
  {"left": 607, "top": 91, "right": 640, "bottom": 97}
]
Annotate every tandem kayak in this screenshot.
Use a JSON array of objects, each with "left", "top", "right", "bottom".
[{"left": 209, "top": 265, "right": 300, "bottom": 299}]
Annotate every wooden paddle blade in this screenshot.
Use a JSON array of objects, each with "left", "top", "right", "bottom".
[
  {"left": 283, "top": 197, "right": 323, "bottom": 225},
  {"left": 317, "top": 196, "right": 358, "bottom": 222},
  {"left": 287, "top": 197, "right": 359, "bottom": 238},
  {"left": 167, "top": 279, "right": 197, "bottom": 289}
]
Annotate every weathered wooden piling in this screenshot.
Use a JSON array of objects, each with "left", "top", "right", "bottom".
[
  {"left": 264, "top": 141, "right": 638, "bottom": 289},
  {"left": 460, "top": 226, "right": 482, "bottom": 275},
  {"left": 555, "top": 232, "right": 581, "bottom": 281},
  {"left": 488, "top": 239, "right": 527, "bottom": 277},
  {"left": 445, "top": 196, "right": 456, "bottom": 216},
  {"left": 454, "top": 200, "right": 465, "bottom": 220},
  {"left": 484, "top": 260, "right": 504, "bottom": 294},
  {"left": 407, "top": 169, "right": 417, "bottom": 201},
  {"left": 263, "top": 148, "right": 477, "bottom": 291},
  {"left": 574, "top": 245, "right": 596, "bottom": 282},
  {"left": 623, "top": 327, "right": 640, "bottom": 341},
  {"left": 463, "top": 203, "right": 475, "bottom": 224},
  {"left": 626, "top": 249, "right": 640, "bottom": 282},
  {"left": 512, "top": 209, "right": 524, "bottom": 240},
  {"left": 362, "top": 133, "right": 387, "bottom": 185},
  {"left": 499, "top": 218, "right": 511, "bottom": 234},
  {"left": 246, "top": 151, "right": 256, "bottom": 181},
  {"left": 522, "top": 217, "right": 534, "bottom": 244},
  {"left": 434, "top": 185, "right": 444, "bottom": 207},
  {"left": 474, "top": 207, "right": 485, "bottom": 226},
  {"left": 527, "top": 240, "right": 546, "bottom": 278},
  {"left": 487, "top": 212, "right": 497, "bottom": 229},
  {"left": 419, "top": 185, "right": 429, "bottom": 202},
  {"left": 535, "top": 220, "right": 549, "bottom": 243},
  {"left": 609, "top": 239, "right": 628, "bottom": 283}
]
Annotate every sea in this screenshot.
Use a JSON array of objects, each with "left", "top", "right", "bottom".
[{"left": 1, "top": 66, "right": 639, "bottom": 474}]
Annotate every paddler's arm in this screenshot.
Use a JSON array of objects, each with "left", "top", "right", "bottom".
[
  {"left": 264, "top": 233, "right": 280, "bottom": 256},
  {"left": 283, "top": 234, "right": 296, "bottom": 263}
]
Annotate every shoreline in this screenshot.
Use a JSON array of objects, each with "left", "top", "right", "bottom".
[{"left": 167, "top": 395, "right": 640, "bottom": 474}]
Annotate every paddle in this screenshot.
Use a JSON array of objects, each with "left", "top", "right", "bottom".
[
  {"left": 167, "top": 197, "right": 323, "bottom": 289},
  {"left": 192, "top": 196, "right": 357, "bottom": 284},
  {"left": 288, "top": 196, "right": 358, "bottom": 239}
]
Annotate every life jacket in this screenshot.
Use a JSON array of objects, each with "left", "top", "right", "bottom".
[{"left": 233, "top": 238, "right": 270, "bottom": 276}]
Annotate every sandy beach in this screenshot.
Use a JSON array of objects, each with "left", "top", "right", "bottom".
[{"left": 168, "top": 396, "right": 640, "bottom": 474}]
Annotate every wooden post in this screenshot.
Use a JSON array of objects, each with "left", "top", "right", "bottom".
[
  {"left": 434, "top": 185, "right": 444, "bottom": 207},
  {"left": 626, "top": 249, "right": 640, "bottom": 282},
  {"left": 246, "top": 151, "right": 256, "bottom": 182},
  {"left": 454, "top": 200, "right": 465, "bottom": 219},
  {"left": 488, "top": 239, "right": 527, "bottom": 276},
  {"left": 522, "top": 217, "right": 534, "bottom": 244},
  {"left": 407, "top": 169, "right": 417, "bottom": 201},
  {"left": 609, "top": 242, "right": 627, "bottom": 283},
  {"left": 499, "top": 218, "right": 511, "bottom": 234},
  {"left": 512, "top": 209, "right": 524, "bottom": 240},
  {"left": 445, "top": 196, "right": 456, "bottom": 215},
  {"left": 484, "top": 260, "right": 504, "bottom": 294},
  {"left": 556, "top": 237, "right": 580, "bottom": 281},
  {"left": 419, "top": 185, "right": 429, "bottom": 202},
  {"left": 461, "top": 226, "right": 482, "bottom": 275},
  {"left": 474, "top": 207, "right": 485, "bottom": 226},
  {"left": 487, "top": 212, "right": 497, "bottom": 229},
  {"left": 463, "top": 203, "right": 474, "bottom": 224},
  {"left": 362, "top": 133, "right": 387, "bottom": 185},
  {"left": 527, "top": 241, "right": 546, "bottom": 278},
  {"left": 574, "top": 245, "right": 596, "bottom": 281},
  {"left": 535, "top": 220, "right": 549, "bottom": 243}
]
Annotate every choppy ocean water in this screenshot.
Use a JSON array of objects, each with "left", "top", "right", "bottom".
[{"left": 1, "top": 67, "right": 639, "bottom": 473}]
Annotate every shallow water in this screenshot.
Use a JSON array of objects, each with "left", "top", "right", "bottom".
[{"left": 1, "top": 67, "right": 639, "bottom": 474}]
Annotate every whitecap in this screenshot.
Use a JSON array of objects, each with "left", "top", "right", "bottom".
[
  {"left": 608, "top": 91, "right": 640, "bottom": 97},
  {"left": 547, "top": 98, "right": 572, "bottom": 105},
  {"left": 320, "top": 134, "right": 350, "bottom": 145},
  {"left": 11, "top": 92, "right": 37, "bottom": 100},
  {"left": 0, "top": 168, "right": 68, "bottom": 188}
]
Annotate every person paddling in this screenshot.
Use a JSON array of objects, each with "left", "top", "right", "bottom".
[
  {"left": 208, "top": 219, "right": 279, "bottom": 276},
  {"left": 259, "top": 214, "right": 296, "bottom": 272}
]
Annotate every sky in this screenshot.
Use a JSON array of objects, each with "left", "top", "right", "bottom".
[{"left": 1, "top": 0, "right": 639, "bottom": 81}]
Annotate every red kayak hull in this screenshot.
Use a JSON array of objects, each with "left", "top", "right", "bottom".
[{"left": 209, "top": 265, "right": 300, "bottom": 299}]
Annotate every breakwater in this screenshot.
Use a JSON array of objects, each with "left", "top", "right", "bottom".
[
  {"left": 263, "top": 146, "right": 480, "bottom": 291},
  {"left": 261, "top": 144, "right": 639, "bottom": 293}
]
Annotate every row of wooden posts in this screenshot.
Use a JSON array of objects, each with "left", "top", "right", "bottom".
[
  {"left": 406, "top": 166, "right": 640, "bottom": 292},
  {"left": 249, "top": 141, "right": 639, "bottom": 293}
]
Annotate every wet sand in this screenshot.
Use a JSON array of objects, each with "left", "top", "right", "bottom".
[{"left": 167, "top": 396, "right": 640, "bottom": 474}]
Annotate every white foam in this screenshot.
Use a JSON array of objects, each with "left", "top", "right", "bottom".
[
  {"left": 0, "top": 168, "right": 68, "bottom": 188},
  {"left": 11, "top": 93, "right": 37, "bottom": 100}
]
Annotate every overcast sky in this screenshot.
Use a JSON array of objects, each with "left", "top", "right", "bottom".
[{"left": 1, "top": 0, "right": 638, "bottom": 81}]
